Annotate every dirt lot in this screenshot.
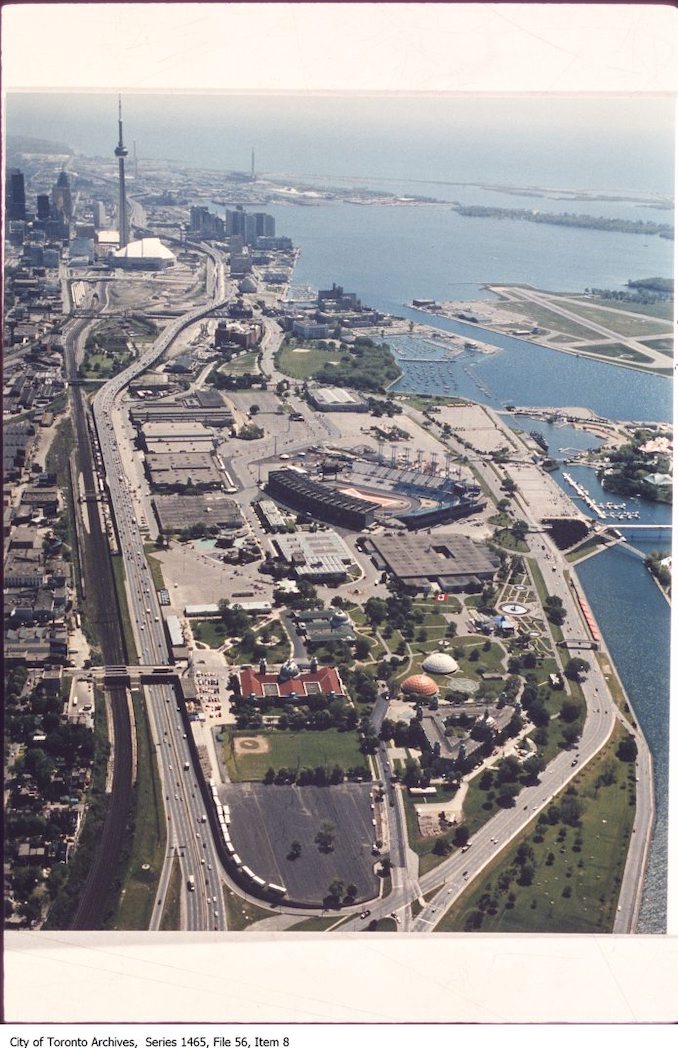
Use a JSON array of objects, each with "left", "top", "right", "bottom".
[
  {"left": 221, "top": 782, "right": 379, "bottom": 904},
  {"left": 437, "top": 402, "right": 523, "bottom": 455}
]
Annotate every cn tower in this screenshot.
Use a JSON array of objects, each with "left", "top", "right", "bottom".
[{"left": 115, "top": 95, "right": 129, "bottom": 248}]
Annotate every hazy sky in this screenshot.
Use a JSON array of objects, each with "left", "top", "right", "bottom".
[{"left": 6, "top": 91, "right": 674, "bottom": 195}]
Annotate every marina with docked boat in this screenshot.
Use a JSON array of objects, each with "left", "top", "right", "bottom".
[{"left": 561, "top": 471, "right": 642, "bottom": 521}]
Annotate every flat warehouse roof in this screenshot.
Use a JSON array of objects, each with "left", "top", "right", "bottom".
[
  {"left": 275, "top": 530, "right": 353, "bottom": 562},
  {"left": 367, "top": 533, "right": 498, "bottom": 580},
  {"left": 154, "top": 494, "right": 242, "bottom": 528}
]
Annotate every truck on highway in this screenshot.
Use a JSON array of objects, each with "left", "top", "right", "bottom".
[{"left": 187, "top": 874, "right": 195, "bottom": 891}]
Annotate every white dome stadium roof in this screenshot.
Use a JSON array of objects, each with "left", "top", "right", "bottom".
[
  {"left": 422, "top": 652, "right": 459, "bottom": 675},
  {"left": 113, "top": 237, "right": 175, "bottom": 260}
]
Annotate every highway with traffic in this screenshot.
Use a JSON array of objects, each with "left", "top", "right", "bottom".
[{"left": 90, "top": 244, "right": 232, "bottom": 930}]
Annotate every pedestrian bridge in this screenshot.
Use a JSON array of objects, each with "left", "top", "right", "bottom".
[{"left": 95, "top": 665, "right": 181, "bottom": 683}]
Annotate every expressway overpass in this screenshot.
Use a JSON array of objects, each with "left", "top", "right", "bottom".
[{"left": 94, "top": 664, "right": 185, "bottom": 683}]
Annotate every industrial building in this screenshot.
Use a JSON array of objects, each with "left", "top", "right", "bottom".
[
  {"left": 5, "top": 625, "right": 69, "bottom": 666},
  {"left": 129, "top": 400, "right": 233, "bottom": 428},
  {"left": 272, "top": 529, "right": 356, "bottom": 582},
  {"left": 266, "top": 469, "right": 376, "bottom": 531},
  {"left": 138, "top": 421, "right": 216, "bottom": 456},
  {"left": 255, "top": 499, "right": 288, "bottom": 532},
  {"left": 364, "top": 533, "right": 499, "bottom": 592},
  {"left": 153, "top": 493, "right": 243, "bottom": 533},
  {"left": 145, "top": 452, "right": 223, "bottom": 492}
]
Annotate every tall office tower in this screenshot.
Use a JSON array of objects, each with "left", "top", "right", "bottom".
[
  {"left": 115, "top": 95, "right": 129, "bottom": 248},
  {"left": 243, "top": 213, "right": 258, "bottom": 245},
  {"left": 37, "top": 194, "right": 51, "bottom": 221},
  {"left": 253, "top": 212, "right": 275, "bottom": 238},
  {"left": 52, "top": 171, "right": 72, "bottom": 218},
  {"left": 7, "top": 168, "right": 26, "bottom": 221},
  {"left": 94, "top": 201, "right": 106, "bottom": 229},
  {"left": 224, "top": 207, "right": 246, "bottom": 237},
  {"left": 251, "top": 149, "right": 255, "bottom": 180}
]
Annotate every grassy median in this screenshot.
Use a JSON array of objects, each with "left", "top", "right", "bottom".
[
  {"left": 111, "top": 688, "right": 166, "bottom": 930},
  {"left": 160, "top": 855, "right": 183, "bottom": 930}
]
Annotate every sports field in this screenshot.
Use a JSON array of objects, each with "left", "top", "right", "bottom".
[{"left": 225, "top": 729, "right": 368, "bottom": 782}]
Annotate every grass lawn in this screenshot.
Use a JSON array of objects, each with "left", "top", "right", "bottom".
[
  {"left": 548, "top": 333, "right": 579, "bottom": 345},
  {"left": 566, "top": 298, "right": 674, "bottom": 330},
  {"left": 220, "top": 351, "right": 260, "bottom": 376},
  {"left": 144, "top": 546, "right": 166, "bottom": 590},
  {"left": 81, "top": 352, "right": 116, "bottom": 379},
  {"left": 493, "top": 530, "right": 530, "bottom": 553},
  {"left": 500, "top": 301, "right": 598, "bottom": 341},
  {"left": 528, "top": 559, "right": 563, "bottom": 645},
  {"left": 112, "top": 557, "right": 139, "bottom": 665},
  {"left": 641, "top": 338, "right": 673, "bottom": 355},
  {"left": 228, "top": 628, "right": 292, "bottom": 664},
  {"left": 452, "top": 636, "right": 506, "bottom": 675},
  {"left": 436, "top": 724, "right": 635, "bottom": 932},
  {"left": 579, "top": 343, "right": 654, "bottom": 365},
  {"left": 401, "top": 787, "right": 467, "bottom": 875},
  {"left": 223, "top": 886, "right": 275, "bottom": 930},
  {"left": 566, "top": 535, "right": 611, "bottom": 563},
  {"left": 192, "top": 618, "right": 291, "bottom": 659},
  {"left": 276, "top": 345, "right": 343, "bottom": 380},
  {"left": 288, "top": 914, "right": 349, "bottom": 931},
  {"left": 224, "top": 728, "right": 368, "bottom": 782},
  {"left": 112, "top": 689, "right": 167, "bottom": 930},
  {"left": 160, "top": 855, "right": 182, "bottom": 930},
  {"left": 192, "top": 618, "right": 229, "bottom": 649},
  {"left": 488, "top": 512, "right": 514, "bottom": 528},
  {"left": 414, "top": 597, "right": 462, "bottom": 615}
]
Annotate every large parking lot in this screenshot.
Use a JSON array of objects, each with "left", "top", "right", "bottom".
[{"left": 221, "top": 782, "right": 380, "bottom": 904}]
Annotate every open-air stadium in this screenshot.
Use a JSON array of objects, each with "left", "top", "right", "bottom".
[
  {"left": 267, "top": 457, "right": 485, "bottom": 532},
  {"left": 335, "top": 459, "right": 485, "bottom": 530}
]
